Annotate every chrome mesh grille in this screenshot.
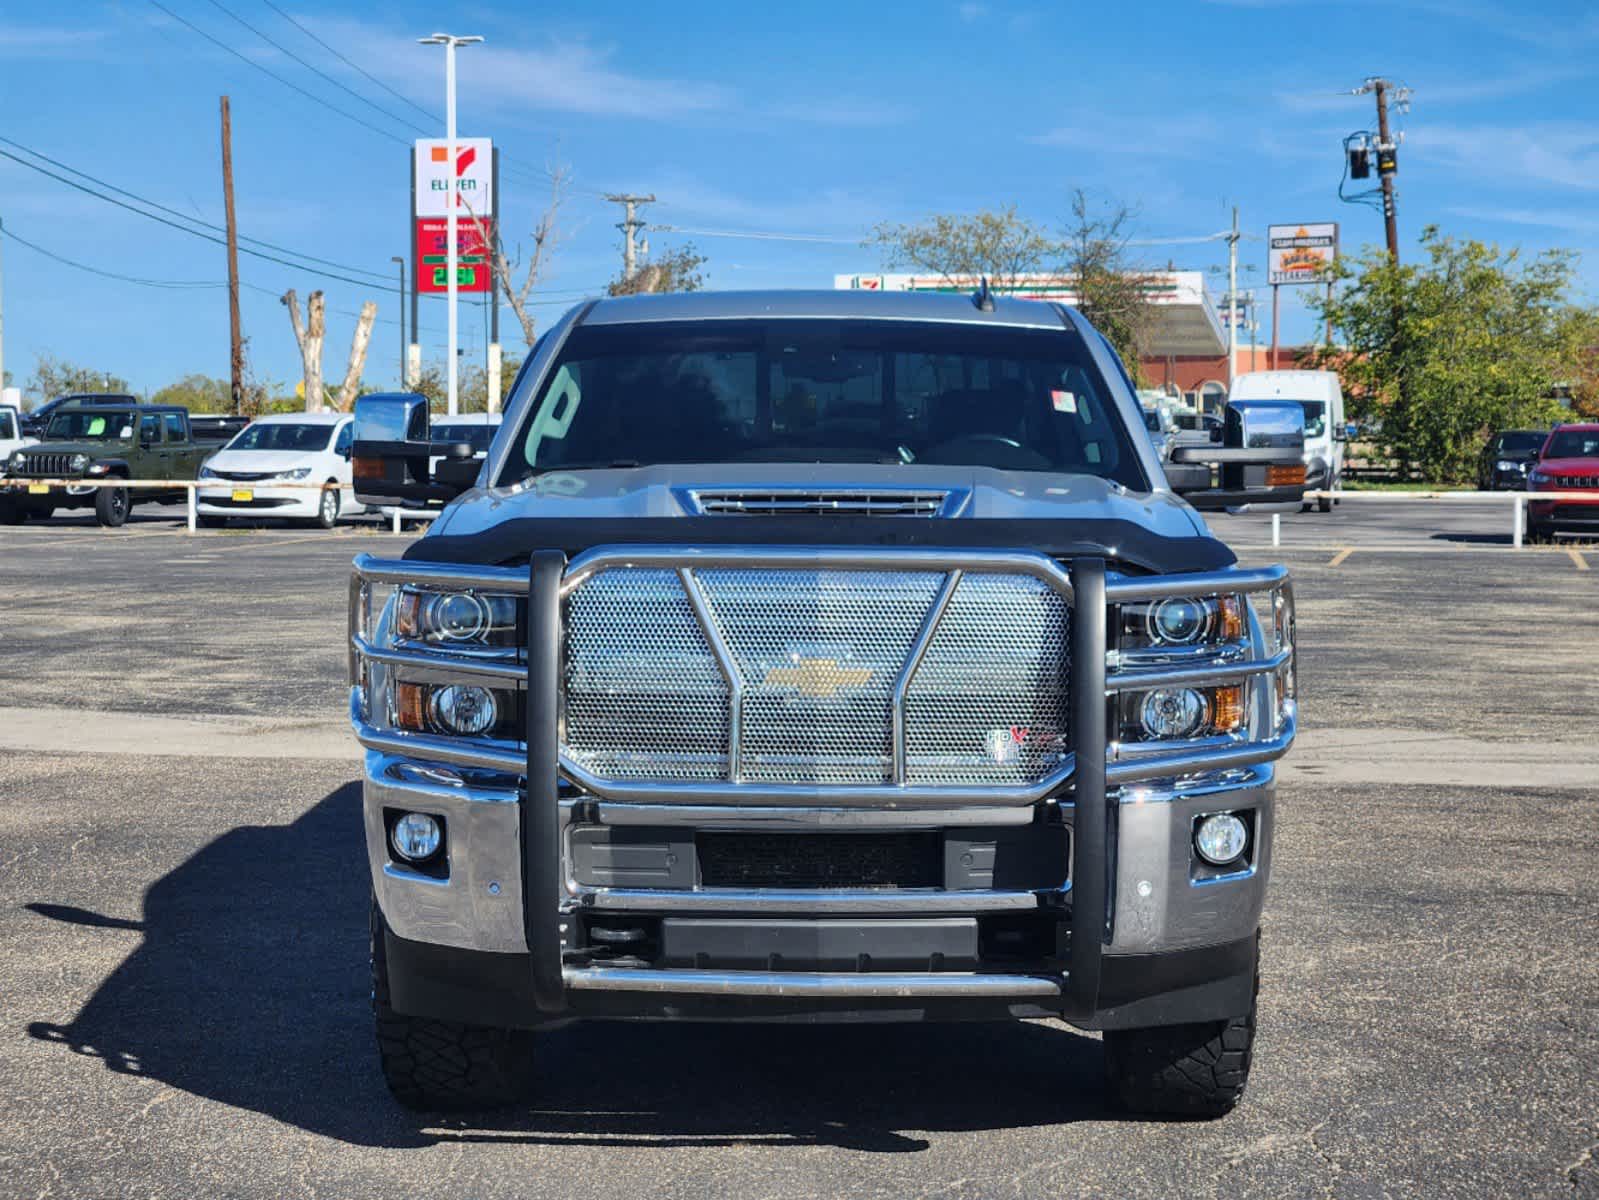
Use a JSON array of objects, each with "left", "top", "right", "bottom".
[
  {"left": 563, "top": 569, "right": 730, "bottom": 780},
  {"left": 904, "top": 573, "right": 1070, "bottom": 784},
  {"left": 699, "top": 568, "right": 944, "bottom": 784},
  {"left": 562, "top": 563, "right": 1071, "bottom": 790}
]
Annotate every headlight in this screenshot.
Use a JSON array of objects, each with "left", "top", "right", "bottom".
[
  {"left": 1497, "top": 459, "right": 1516, "bottom": 471},
  {"left": 69, "top": 454, "right": 89, "bottom": 472},
  {"left": 199, "top": 465, "right": 217, "bottom": 480},
  {"left": 277, "top": 467, "right": 313, "bottom": 481},
  {"left": 1123, "top": 684, "right": 1244, "bottom": 742},
  {"left": 391, "top": 680, "right": 517, "bottom": 738},
  {"left": 1122, "top": 595, "right": 1243, "bottom": 652},
  {"left": 1529, "top": 469, "right": 1550, "bottom": 485},
  {"left": 395, "top": 588, "right": 519, "bottom": 648},
  {"left": 8, "top": 452, "right": 22, "bottom": 469}
]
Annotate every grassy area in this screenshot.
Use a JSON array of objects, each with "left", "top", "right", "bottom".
[{"left": 1342, "top": 479, "right": 1475, "bottom": 492}]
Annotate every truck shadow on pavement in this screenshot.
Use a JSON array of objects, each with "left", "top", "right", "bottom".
[{"left": 26, "top": 782, "right": 1115, "bottom": 1152}]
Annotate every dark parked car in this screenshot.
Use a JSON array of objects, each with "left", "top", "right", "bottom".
[
  {"left": 19, "top": 393, "right": 138, "bottom": 438},
  {"left": 1478, "top": 430, "right": 1545, "bottom": 491}
]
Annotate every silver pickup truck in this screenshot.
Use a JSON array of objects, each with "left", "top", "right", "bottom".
[{"left": 347, "top": 289, "right": 1303, "bottom": 1117}]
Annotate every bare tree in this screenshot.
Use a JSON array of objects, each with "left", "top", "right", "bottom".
[
  {"left": 333, "top": 301, "right": 379, "bottom": 411},
  {"left": 281, "top": 289, "right": 325, "bottom": 411},
  {"left": 283, "top": 290, "right": 378, "bottom": 410},
  {"left": 607, "top": 244, "right": 706, "bottom": 296},
  {"left": 1059, "top": 189, "right": 1159, "bottom": 376},
  {"left": 870, "top": 206, "right": 1059, "bottom": 291},
  {"left": 461, "top": 164, "right": 570, "bottom": 348}
]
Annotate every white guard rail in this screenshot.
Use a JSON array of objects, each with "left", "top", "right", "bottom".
[
  {"left": 1263, "top": 488, "right": 1598, "bottom": 549},
  {"left": 1, "top": 477, "right": 440, "bottom": 534}
]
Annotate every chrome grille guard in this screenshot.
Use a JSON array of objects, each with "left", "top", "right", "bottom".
[{"left": 348, "top": 548, "right": 1296, "bottom": 799}]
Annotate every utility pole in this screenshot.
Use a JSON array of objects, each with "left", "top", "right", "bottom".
[
  {"left": 605, "top": 193, "right": 656, "bottom": 281},
  {"left": 407, "top": 147, "right": 420, "bottom": 389},
  {"left": 391, "top": 256, "right": 407, "bottom": 386},
  {"left": 1353, "top": 77, "right": 1403, "bottom": 262},
  {"left": 1226, "top": 205, "right": 1239, "bottom": 389},
  {"left": 219, "top": 96, "right": 244, "bottom": 413},
  {"left": 418, "top": 32, "right": 483, "bottom": 417}
]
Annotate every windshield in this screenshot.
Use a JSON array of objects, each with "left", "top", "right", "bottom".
[
  {"left": 1544, "top": 430, "right": 1599, "bottom": 459},
  {"left": 226, "top": 423, "right": 335, "bottom": 452},
  {"left": 432, "top": 423, "right": 497, "bottom": 453},
  {"left": 45, "top": 411, "right": 136, "bottom": 440},
  {"left": 1498, "top": 432, "right": 1544, "bottom": 454},
  {"left": 503, "top": 319, "right": 1147, "bottom": 489},
  {"left": 1298, "top": 401, "right": 1327, "bottom": 438}
]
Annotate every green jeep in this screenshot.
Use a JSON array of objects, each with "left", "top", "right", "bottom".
[{"left": 2, "top": 402, "right": 226, "bottom": 527}]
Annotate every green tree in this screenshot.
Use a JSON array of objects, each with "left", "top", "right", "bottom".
[
  {"left": 870, "top": 206, "right": 1055, "bottom": 291},
  {"left": 25, "top": 353, "right": 129, "bottom": 406},
  {"left": 608, "top": 244, "right": 707, "bottom": 296},
  {"left": 1059, "top": 189, "right": 1158, "bottom": 381},
  {"left": 1557, "top": 307, "right": 1599, "bottom": 422},
  {"left": 1307, "top": 227, "right": 1576, "bottom": 482},
  {"left": 151, "top": 374, "right": 232, "bottom": 412}
]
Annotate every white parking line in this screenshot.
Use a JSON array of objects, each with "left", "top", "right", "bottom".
[
  {"left": 1570, "top": 549, "right": 1591, "bottom": 572},
  {"left": 1328, "top": 547, "right": 1355, "bottom": 567}
]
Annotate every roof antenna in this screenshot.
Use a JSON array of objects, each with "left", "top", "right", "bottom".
[{"left": 973, "top": 276, "right": 996, "bottom": 312}]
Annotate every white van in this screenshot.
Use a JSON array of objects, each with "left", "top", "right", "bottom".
[{"left": 1228, "top": 370, "right": 1346, "bottom": 513}]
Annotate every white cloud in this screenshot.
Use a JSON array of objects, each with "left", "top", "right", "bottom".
[
  {"left": 1447, "top": 205, "right": 1599, "bottom": 237},
  {"left": 765, "top": 98, "right": 914, "bottom": 127},
  {"left": 301, "top": 17, "right": 731, "bottom": 120},
  {"left": 1418, "top": 123, "right": 1599, "bottom": 192}
]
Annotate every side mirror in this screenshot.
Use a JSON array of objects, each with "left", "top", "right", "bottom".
[
  {"left": 1169, "top": 401, "right": 1307, "bottom": 512},
  {"left": 351, "top": 393, "right": 458, "bottom": 507},
  {"left": 1344, "top": 422, "right": 1358, "bottom": 441}
]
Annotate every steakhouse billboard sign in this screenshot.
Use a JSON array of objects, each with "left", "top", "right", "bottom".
[{"left": 1267, "top": 223, "right": 1338, "bottom": 286}]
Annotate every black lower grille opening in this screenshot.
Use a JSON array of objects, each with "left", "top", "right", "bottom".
[
  {"left": 696, "top": 832, "right": 942, "bottom": 889},
  {"left": 979, "top": 912, "right": 1063, "bottom": 963}
]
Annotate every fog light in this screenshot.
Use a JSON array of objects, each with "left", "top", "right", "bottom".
[
  {"left": 391, "top": 812, "right": 442, "bottom": 862},
  {"left": 1140, "top": 687, "right": 1206, "bottom": 739},
  {"left": 1195, "top": 813, "right": 1249, "bottom": 866},
  {"left": 431, "top": 684, "right": 497, "bottom": 735}
]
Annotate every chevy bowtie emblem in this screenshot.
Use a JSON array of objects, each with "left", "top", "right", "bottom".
[{"left": 763, "top": 657, "right": 873, "bottom": 698}]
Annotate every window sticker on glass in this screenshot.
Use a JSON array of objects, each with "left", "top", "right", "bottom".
[{"left": 1050, "top": 390, "right": 1077, "bottom": 414}]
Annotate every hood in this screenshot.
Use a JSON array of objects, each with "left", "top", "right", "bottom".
[
  {"left": 203, "top": 448, "right": 324, "bottom": 473},
  {"left": 1535, "top": 457, "right": 1599, "bottom": 476},
  {"left": 411, "top": 463, "right": 1229, "bottom": 574}
]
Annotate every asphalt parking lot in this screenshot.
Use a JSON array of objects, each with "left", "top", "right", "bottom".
[{"left": 1, "top": 503, "right": 1596, "bottom": 1199}]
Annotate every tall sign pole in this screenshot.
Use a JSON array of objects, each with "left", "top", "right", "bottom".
[
  {"left": 487, "top": 147, "right": 501, "bottom": 413},
  {"left": 418, "top": 32, "right": 483, "bottom": 416},
  {"left": 220, "top": 96, "right": 244, "bottom": 413},
  {"left": 407, "top": 147, "right": 420, "bottom": 389}
]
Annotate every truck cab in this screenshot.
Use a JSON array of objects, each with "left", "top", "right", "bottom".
[
  {"left": 347, "top": 291, "right": 1303, "bottom": 1117},
  {"left": 1227, "top": 369, "right": 1345, "bottom": 513}
]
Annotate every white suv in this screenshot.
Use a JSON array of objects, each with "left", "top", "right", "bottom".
[{"left": 196, "top": 412, "right": 354, "bottom": 528}]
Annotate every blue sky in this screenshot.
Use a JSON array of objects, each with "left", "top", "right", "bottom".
[{"left": 3, "top": 0, "right": 1597, "bottom": 397}]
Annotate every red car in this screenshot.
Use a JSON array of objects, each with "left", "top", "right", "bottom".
[{"left": 1528, "top": 423, "right": 1599, "bottom": 542}]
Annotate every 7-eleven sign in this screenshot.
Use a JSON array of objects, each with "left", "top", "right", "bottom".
[{"left": 413, "top": 138, "right": 493, "bottom": 218}]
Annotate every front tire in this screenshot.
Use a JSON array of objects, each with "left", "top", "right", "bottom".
[
  {"left": 1104, "top": 965, "right": 1258, "bottom": 1118},
  {"left": 94, "top": 485, "right": 130, "bottom": 528},
  {"left": 0, "top": 504, "right": 26, "bottom": 526},
  {"left": 313, "top": 483, "right": 340, "bottom": 529},
  {"left": 371, "top": 901, "right": 534, "bottom": 1111}
]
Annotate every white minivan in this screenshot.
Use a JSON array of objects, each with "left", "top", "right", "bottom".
[
  {"left": 196, "top": 412, "right": 355, "bottom": 528},
  {"left": 1228, "top": 370, "right": 1347, "bottom": 513}
]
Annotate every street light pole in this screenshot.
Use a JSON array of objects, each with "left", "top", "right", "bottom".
[
  {"left": 391, "top": 256, "right": 406, "bottom": 387},
  {"left": 418, "top": 32, "right": 482, "bottom": 417},
  {"left": 1226, "top": 205, "right": 1239, "bottom": 390}
]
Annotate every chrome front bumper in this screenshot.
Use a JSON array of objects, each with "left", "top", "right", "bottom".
[{"left": 354, "top": 548, "right": 1293, "bottom": 1013}]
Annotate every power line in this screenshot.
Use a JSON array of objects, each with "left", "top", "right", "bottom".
[
  {"left": 0, "top": 146, "right": 400, "bottom": 292},
  {"left": 148, "top": 0, "right": 410, "bottom": 147},
  {"left": 203, "top": 0, "right": 430, "bottom": 137},
  {"left": 258, "top": 0, "right": 437, "bottom": 125},
  {"left": 1, "top": 225, "right": 224, "bottom": 289},
  {"left": 0, "top": 135, "right": 394, "bottom": 283}
]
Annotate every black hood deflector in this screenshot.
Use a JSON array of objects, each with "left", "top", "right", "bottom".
[{"left": 404, "top": 516, "right": 1235, "bottom": 575}]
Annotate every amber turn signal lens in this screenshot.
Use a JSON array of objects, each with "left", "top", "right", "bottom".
[
  {"left": 1266, "top": 463, "right": 1306, "bottom": 487},
  {"left": 1218, "top": 595, "right": 1244, "bottom": 641},
  {"left": 394, "top": 682, "right": 429, "bottom": 732},
  {"left": 1210, "top": 684, "right": 1245, "bottom": 734}
]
